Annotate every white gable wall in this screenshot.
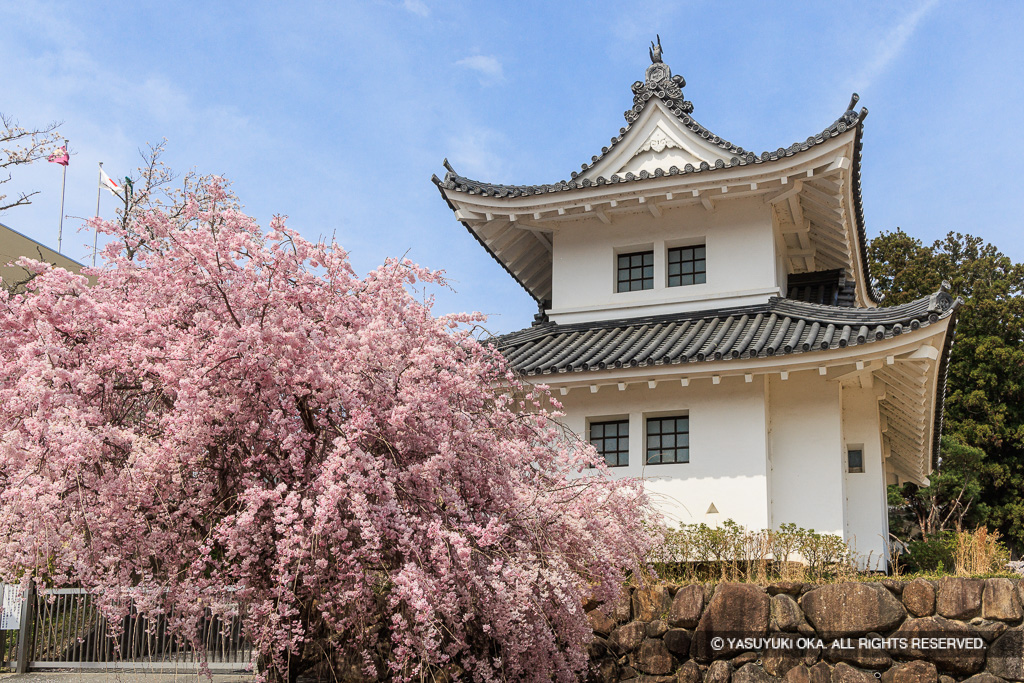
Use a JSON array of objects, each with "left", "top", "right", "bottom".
[
  {"left": 580, "top": 99, "right": 738, "bottom": 181},
  {"left": 549, "top": 196, "right": 781, "bottom": 324}
]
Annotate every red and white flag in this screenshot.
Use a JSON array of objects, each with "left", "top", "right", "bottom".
[
  {"left": 99, "top": 167, "right": 122, "bottom": 197},
  {"left": 47, "top": 146, "right": 69, "bottom": 166}
]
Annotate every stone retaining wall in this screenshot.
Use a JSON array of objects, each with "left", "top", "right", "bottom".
[{"left": 587, "top": 579, "right": 1024, "bottom": 683}]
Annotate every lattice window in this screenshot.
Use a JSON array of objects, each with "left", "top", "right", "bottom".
[
  {"left": 646, "top": 416, "right": 689, "bottom": 465},
  {"left": 590, "top": 420, "right": 629, "bottom": 467},
  {"left": 848, "top": 448, "right": 864, "bottom": 474},
  {"left": 667, "top": 245, "right": 706, "bottom": 287},
  {"left": 617, "top": 251, "right": 654, "bottom": 292}
]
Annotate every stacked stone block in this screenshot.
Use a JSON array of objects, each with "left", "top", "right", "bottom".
[{"left": 588, "top": 579, "right": 1024, "bottom": 683}]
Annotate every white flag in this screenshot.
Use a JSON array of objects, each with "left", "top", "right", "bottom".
[{"left": 99, "top": 167, "right": 122, "bottom": 197}]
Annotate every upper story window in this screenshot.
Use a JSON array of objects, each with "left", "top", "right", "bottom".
[
  {"left": 617, "top": 251, "right": 654, "bottom": 292},
  {"left": 667, "top": 245, "right": 706, "bottom": 287},
  {"left": 646, "top": 415, "right": 689, "bottom": 465},
  {"left": 590, "top": 419, "right": 629, "bottom": 467}
]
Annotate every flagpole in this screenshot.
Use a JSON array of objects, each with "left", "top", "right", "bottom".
[
  {"left": 56, "top": 139, "right": 68, "bottom": 254},
  {"left": 94, "top": 162, "right": 103, "bottom": 267}
]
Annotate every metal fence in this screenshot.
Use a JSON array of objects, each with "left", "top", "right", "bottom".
[
  {"left": 0, "top": 628, "right": 15, "bottom": 671},
  {"left": 5, "top": 585, "right": 253, "bottom": 673}
]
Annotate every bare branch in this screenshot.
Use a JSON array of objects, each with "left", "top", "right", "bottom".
[{"left": 0, "top": 112, "right": 64, "bottom": 215}]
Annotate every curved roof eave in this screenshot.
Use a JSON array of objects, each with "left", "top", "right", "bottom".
[
  {"left": 930, "top": 297, "right": 962, "bottom": 471},
  {"left": 432, "top": 178, "right": 545, "bottom": 306},
  {"left": 849, "top": 115, "right": 882, "bottom": 304}
]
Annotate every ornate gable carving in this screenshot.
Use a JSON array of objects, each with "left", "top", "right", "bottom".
[{"left": 634, "top": 127, "right": 681, "bottom": 155}]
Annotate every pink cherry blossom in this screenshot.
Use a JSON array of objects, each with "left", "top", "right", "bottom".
[{"left": 0, "top": 179, "right": 658, "bottom": 681}]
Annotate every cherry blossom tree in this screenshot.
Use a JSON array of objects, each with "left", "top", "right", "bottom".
[
  {"left": 0, "top": 179, "right": 657, "bottom": 682},
  {"left": 0, "top": 113, "right": 62, "bottom": 214}
]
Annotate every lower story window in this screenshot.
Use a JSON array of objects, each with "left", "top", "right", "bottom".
[
  {"left": 848, "top": 448, "right": 864, "bottom": 473},
  {"left": 590, "top": 419, "right": 629, "bottom": 467},
  {"left": 646, "top": 415, "right": 689, "bottom": 464}
]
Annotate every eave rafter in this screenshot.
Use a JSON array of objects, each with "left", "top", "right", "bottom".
[
  {"left": 764, "top": 152, "right": 862, "bottom": 301},
  {"left": 870, "top": 351, "right": 941, "bottom": 486}
]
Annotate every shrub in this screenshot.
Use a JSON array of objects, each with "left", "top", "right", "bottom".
[
  {"left": 901, "top": 533, "right": 957, "bottom": 573},
  {"left": 651, "top": 521, "right": 857, "bottom": 582}
]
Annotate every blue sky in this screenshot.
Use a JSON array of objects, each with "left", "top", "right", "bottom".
[{"left": 3, "top": 1, "right": 1022, "bottom": 334}]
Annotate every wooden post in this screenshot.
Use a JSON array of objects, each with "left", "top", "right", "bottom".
[{"left": 14, "top": 582, "right": 34, "bottom": 674}]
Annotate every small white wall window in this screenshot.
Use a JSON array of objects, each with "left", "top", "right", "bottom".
[{"left": 847, "top": 447, "right": 864, "bottom": 474}]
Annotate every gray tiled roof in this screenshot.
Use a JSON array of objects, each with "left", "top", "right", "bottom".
[
  {"left": 432, "top": 107, "right": 862, "bottom": 200},
  {"left": 432, "top": 53, "right": 864, "bottom": 199},
  {"left": 494, "top": 290, "right": 957, "bottom": 376}
]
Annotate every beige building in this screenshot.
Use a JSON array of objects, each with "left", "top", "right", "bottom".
[{"left": 0, "top": 222, "right": 82, "bottom": 289}]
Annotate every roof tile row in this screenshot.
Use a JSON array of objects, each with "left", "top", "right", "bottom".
[
  {"left": 434, "top": 108, "right": 861, "bottom": 200},
  {"left": 494, "top": 291, "right": 957, "bottom": 376}
]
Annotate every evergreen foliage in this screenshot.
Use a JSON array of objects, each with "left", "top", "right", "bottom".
[{"left": 871, "top": 230, "right": 1024, "bottom": 550}]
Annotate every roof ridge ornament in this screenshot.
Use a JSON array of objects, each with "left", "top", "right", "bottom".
[
  {"left": 928, "top": 282, "right": 955, "bottom": 315},
  {"left": 627, "top": 37, "right": 693, "bottom": 124},
  {"left": 650, "top": 34, "right": 663, "bottom": 64}
]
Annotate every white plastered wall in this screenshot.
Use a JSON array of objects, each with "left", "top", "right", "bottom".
[
  {"left": 549, "top": 196, "right": 781, "bottom": 324},
  {"left": 551, "top": 365, "right": 894, "bottom": 569},
  {"left": 841, "top": 384, "right": 888, "bottom": 569},
  {"left": 766, "top": 372, "right": 846, "bottom": 537},
  {"left": 557, "top": 375, "right": 770, "bottom": 529}
]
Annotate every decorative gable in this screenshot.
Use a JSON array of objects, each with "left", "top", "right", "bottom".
[
  {"left": 579, "top": 57, "right": 748, "bottom": 181},
  {"left": 635, "top": 127, "right": 679, "bottom": 155},
  {"left": 590, "top": 106, "right": 721, "bottom": 179}
]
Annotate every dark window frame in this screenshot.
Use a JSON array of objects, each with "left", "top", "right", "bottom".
[
  {"left": 645, "top": 415, "right": 689, "bottom": 465},
  {"left": 848, "top": 448, "right": 864, "bottom": 474},
  {"left": 667, "top": 244, "right": 706, "bottom": 287},
  {"left": 590, "top": 419, "right": 630, "bottom": 467},
  {"left": 617, "top": 250, "right": 654, "bottom": 292}
]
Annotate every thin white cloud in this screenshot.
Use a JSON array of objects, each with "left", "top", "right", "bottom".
[
  {"left": 455, "top": 55, "right": 505, "bottom": 84},
  {"left": 0, "top": 25, "right": 274, "bottom": 263},
  {"left": 852, "top": 0, "right": 940, "bottom": 90},
  {"left": 445, "top": 126, "right": 507, "bottom": 179},
  {"left": 402, "top": 0, "right": 430, "bottom": 17}
]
